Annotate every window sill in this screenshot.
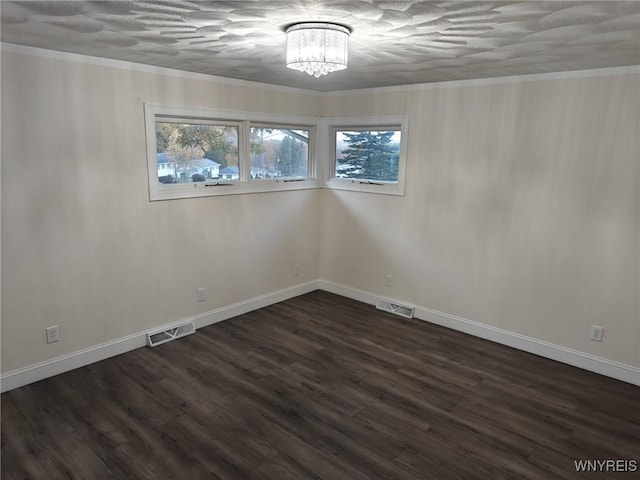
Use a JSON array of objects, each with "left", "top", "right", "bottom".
[
  {"left": 324, "top": 178, "right": 405, "bottom": 196},
  {"left": 150, "top": 178, "right": 319, "bottom": 201}
]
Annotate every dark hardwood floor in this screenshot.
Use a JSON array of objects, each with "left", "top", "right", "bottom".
[{"left": 2, "top": 290, "right": 639, "bottom": 479}]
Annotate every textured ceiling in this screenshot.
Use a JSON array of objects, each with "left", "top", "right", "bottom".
[{"left": 2, "top": 1, "right": 639, "bottom": 91}]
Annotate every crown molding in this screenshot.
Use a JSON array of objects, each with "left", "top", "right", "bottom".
[
  {"left": 4, "top": 42, "right": 638, "bottom": 99},
  {"left": 321, "top": 65, "right": 640, "bottom": 97},
  {"left": 0, "top": 42, "right": 319, "bottom": 96}
]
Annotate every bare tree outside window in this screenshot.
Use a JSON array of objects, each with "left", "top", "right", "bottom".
[{"left": 155, "top": 122, "right": 239, "bottom": 183}]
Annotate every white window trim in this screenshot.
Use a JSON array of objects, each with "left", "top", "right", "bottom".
[
  {"left": 322, "top": 115, "right": 409, "bottom": 196},
  {"left": 249, "top": 123, "right": 315, "bottom": 182},
  {"left": 145, "top": 103, "right": 320, "bottom": 201}
]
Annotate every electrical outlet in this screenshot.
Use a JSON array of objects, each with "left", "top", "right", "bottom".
[
  {"left": 590, "top": 325, "right": 604, "bottom": 342},
  {"left": 293, "top": 263, "right": 300, "bottom": 276},
  {"left": 384, "top": 274, "right": 392, "bottom": 287},
  {"left": 46, "top": 326, "right": 60, "bottom": 344},
  {"left": 197, "top": 288, "right": 206, "bottom": 302}
]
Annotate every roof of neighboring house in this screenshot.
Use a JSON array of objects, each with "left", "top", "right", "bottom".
[
  {"left": 157, "top": 153, "right": 220, "bottom": 167},
  {"left": 202, "top": 159, "right": 221, "bottom": 168},
  {"left": 219, "top": 166, "right": 239, "bottom": 174}
]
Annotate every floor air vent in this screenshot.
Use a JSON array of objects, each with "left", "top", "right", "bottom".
[
  {"left": 147, "top": 321, "right": 195, "bottom": 347},
  {"left": 376, "top": 299, "right": 415, "bottom": 319}
]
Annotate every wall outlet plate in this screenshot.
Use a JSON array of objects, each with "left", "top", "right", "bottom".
[
  {"left": 590, "top": 325, "right": 604, "bottom": 342},
  {"left": 46, "top": 326, "right": 60, "bottom": 344},
  {"left": 197, "top": 288, "right": 206, "bottom": 302}
]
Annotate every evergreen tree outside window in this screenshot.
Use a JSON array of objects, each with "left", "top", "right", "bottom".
[
  {"left": 336, "top": 129, "right": 400, "bottom": 182},
  {"left": 278, "top": 134, "right": 308, "bottom": 178},
  {"left": 326, "top": 116, "right": 408, "bottom": 196}
]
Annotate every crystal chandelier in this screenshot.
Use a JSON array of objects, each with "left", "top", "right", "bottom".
[{"left": 285, "top": 22, "right": 350, "bottom": 78}]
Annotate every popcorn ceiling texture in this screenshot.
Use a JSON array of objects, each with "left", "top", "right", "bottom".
[{"left": 1, "top": 1, "right": 639, "bottom": 90}]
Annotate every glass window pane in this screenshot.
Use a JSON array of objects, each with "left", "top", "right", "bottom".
[
  {"left": 335, "top": 129, "right": 401, "bottom": 182},
  {"left": 250, "top": 127, "right": 309, "bottom": 179},
  {"left": 155, "top": 122, "right": 239, "bottom": 184}
]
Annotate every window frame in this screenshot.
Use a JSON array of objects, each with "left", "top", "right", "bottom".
[
  {"left": 248, "top": 123, "right": 314, "bottom": 184},
  {"left": 323, "top": 115, "right": 408, "bottom": 196},
  {"left": 154, "top": 116, "right": 243, "bottom": 184},
  {"left": 145, "top": 104, "right": 319, "bottom": 201}
]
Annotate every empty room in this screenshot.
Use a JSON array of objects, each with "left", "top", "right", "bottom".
[{"left": 1, "top": 1, "right": 639, "bottom": 479}]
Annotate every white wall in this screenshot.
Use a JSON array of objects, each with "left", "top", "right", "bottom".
[
  {"left": 2, "top": 46, "right": 638, "bottom": 383},
  {"left": 320, "top": 72, "right": 640, "bottom": 369},
  {"left": 1, "top": 49, "right": 321, "bottom": 373}
]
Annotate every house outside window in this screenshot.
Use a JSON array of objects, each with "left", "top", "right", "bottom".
[{"left": 145, "top": 104, "right": 320, "bottom": 200}]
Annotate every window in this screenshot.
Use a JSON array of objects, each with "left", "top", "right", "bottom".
[
  {"left": 145, "top": 107, "right": 408, "bottom": 199},
  {"left": 335, "top": 129, "right": 401, "bottom": 181},
  {"left": 145, "top": 104, "right": 318, "bottom": 200},
  {"left": 250, "top": 127, "right": 310, "bottom": 180},
  {"left": 155, "top": 120, "right": 239, "bottom": 184},
  {"left": 325, "top": 115, "right": 408, "bottom": 195}
]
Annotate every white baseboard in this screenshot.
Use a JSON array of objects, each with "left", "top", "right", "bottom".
[
  {"left": 0, "top": 333, "right": 147, "bottom": 394},
  {"left": 188, "top": 280, "right": 319, "bottom": 331},
  {"left": 318, "top": 280, "right": 640, "bottom": 386},
  {"left": 3, "top": 279, "right": 638, "bottom": 392},
  {"left": 0, "top": 281, "right": 319, "bottom": 393}
]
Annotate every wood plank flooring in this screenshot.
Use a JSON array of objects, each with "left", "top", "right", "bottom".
[{"left": 2, "top": 290, "right": 639, "bottom": 479}]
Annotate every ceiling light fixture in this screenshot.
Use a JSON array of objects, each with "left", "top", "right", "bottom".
[{"left": 285, "top": 22, "right": 350, "bottom": 78}]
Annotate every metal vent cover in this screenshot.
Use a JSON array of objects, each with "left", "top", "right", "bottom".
[
  {"left": 147, "top": 321, "right": 195, "bottom": 347},
  {"left": 376, "top": 299, "right": 415, "bottom": 319}
]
